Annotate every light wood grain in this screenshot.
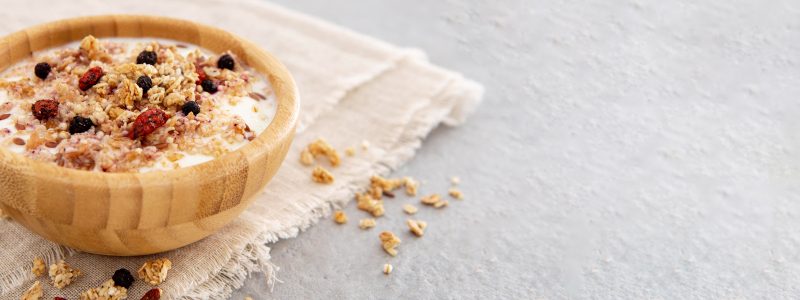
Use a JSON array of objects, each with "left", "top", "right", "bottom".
[{"left": 0, "top": 15, "right": 299, "bottom": 256}]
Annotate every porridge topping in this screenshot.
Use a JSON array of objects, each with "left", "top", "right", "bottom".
[
  {"left": 217, "top": 54, "right": 235, "bottom": 70},
  {"left": 0, "top": 35, "right": 276, "bottom": 172},
  {"left": 34, "top": 62, "right": 51, "bottom": 79}
]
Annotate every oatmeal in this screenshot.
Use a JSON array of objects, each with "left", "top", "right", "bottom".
[{"left": 0, "top": 36, "right": 276, "bottom": 172}]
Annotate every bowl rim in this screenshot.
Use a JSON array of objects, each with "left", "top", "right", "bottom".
[{"left": 0, "top": 15, "right": 299, "bottom": 181}]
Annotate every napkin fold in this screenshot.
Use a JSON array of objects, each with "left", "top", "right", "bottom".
[{"left": 0, "top": 0, "right": 482, "bottom": 298}]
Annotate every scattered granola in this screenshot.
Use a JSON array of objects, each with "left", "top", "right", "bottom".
[
  {"left": 402, "top": 204, "right": 418, "bottom": 215},
  {"left": 79, "top": 279, "right": 127, "bottom": 300},
  {"left": 31, "top": 257, "right": 45, "bottom": 277},
  {"left": 403, "top": 177, "right": 418, "bottom": 196},
  {"left": 433, "top": 200, "right": 449, "bottom": 208},
  {"left": 420, "top": 194, "right": 441, "bottom": 205},
  {"left": 21, "top": 281, "right": 42, "bottom": 300},
  {"left": 356, "top": 192, "right": 384, "bottom": 217},
  {"left": 303, "top": 138, "right": 341, "bottom": 167},
  {"left": 299, "top": 148, "right": 314, "bottom": 166},
  {"left": 359, "top": 218, "right": 376, "bottom": 229},
  {"left": 448, "top": 188, "right": 464, "bottom": 200},
  {"left": 379, "top": 231, "right": 401, "bottom": 256},
  {"left": 333, "top": 210, "right": 348, "bottom": 224},
  {"left": 360, "top": 140, "right": 370, "bottom": 150},
  {"left": 371, "top": 175, "right": 404, "bottom": 192},
  {"left": 344, "top": 147, "right": 355, "bottom": 156},
  {"left": 138, "top": 258, "right": 172, "bottom": 285},
  {"left": 407, "top": 219, "right": 428, "bottom": 237},
  {"left": 366, "top": 175, "right": 414, "bottom": 201},
  {"left": 311, "top": 166, "right": 335, "bottom": 184},
  {"left": 383, "top": 264, "right": 393, "bottom": 275},
  {"left": 49, "top": 260, "right": 81, "bottom": 289},
  {"left": 451, "top": 176, "right": 461, "bottom": 185},
  {"left": 244, "top": 297, "right": 254, "bottom": 300}
]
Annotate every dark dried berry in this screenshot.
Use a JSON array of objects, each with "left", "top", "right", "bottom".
[
  {"left": 112, "top": 268, "right": 135, "bottom": 288},
  {"left": 141, "top": 288, "right": 162, "bottom": 300},
  {"left": 78, "top": 66, "right": 103, "bottom": 91},
  {"left": 34, "top": 62, "right": 51, "bottom": 79},
  {"left": 31, "top": 99, "right": 59, "bottom": 120},
  {"left": 217, "top": 54, "right": 235, "bottom": 70},
  {"left": 55, "top": 297, "right": 68, "bottom": 300},
  {"left": 201, "top": 79, "right": 217, "bottom": 94},
  {"left": 181, "top": 101, "right": 201, "bottom": 116},
  {"left": 129, "top": 108, "right": 169, "bottom": 139},
  {"left": 68, "top": 116, "right": 94, "bottom": 134},
  {"left": 136, "top": 50, "right": 157, "bottom": 65},
  {"left": 137, "top": 75, "right": 153, "bottom": 95}
]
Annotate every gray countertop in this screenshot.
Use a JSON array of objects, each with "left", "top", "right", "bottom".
[{"left": 234, "top": 0, "right": 798, "bottom": 299}]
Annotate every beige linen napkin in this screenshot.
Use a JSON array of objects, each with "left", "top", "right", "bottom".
[{"left": 0, "top": 0, "right": 482, "bottom": 299}]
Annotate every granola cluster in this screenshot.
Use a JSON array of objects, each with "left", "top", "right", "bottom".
[
  {"left": 333, "top": 210, "right": 348, "bottom": 224},
  {"left": 300, "top": 138, "right": 341, "bottom": 167},
  {"left": 379, "top": 231, "right": 401, "bottom": 257},
  {"left": 138, "top": 258, "right": 172, "bottom": 286},
  {"left": 0, "top": 35, "right": 273, "bottom": 172},
  {"left": 79, "top": 279, "right": 127, "bottom": 300},
  {"left": 311, "top": 166, "right": 335, "bottom": 184},
  {"left": 406, "top": 219, "right": 427, "bottom": 237},
  {"left": 48, "top": 260, "right": 81, "bottom": 289},
  {"left": 21, "top": 281, "right": 42, "bottom": 300},
  {"left": 31, "top": 257, "right": 45, "bottom": 277},
  {"left": 301, "top": 137, "right": 468, "bottom": 276},
  {"left": 359, "top": 218, "right": 376, "bottom": 229},
  {"left": 420, "top": 194, "right": 449, "bottom": 208}
]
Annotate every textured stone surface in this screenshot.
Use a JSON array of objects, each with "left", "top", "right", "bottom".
[{"left": 234, "top": 0, "right": 800, "bottom": 298}]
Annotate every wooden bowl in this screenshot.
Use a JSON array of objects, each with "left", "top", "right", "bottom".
[{"left": 0, "top": 15, "right": 299, "bottom": 256}]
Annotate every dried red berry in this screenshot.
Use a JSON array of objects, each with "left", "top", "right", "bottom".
[
  {"left": 195, "top": 64, "right": 207, "bottom": 83},
  {"left": 31, "top": 99, "right": 59, "bottom": 120},
  {"left": 129, "top": 108, "right": 169, "bottom": 139},
  {"left": 79, "top": 66, "right": 103, "bottom": 91},
  {"left": 55, "top": 297, "right": 68, "bottom": 300},
  {"left": 140, "top": 288, "right": 161, "bottom": 300}
]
